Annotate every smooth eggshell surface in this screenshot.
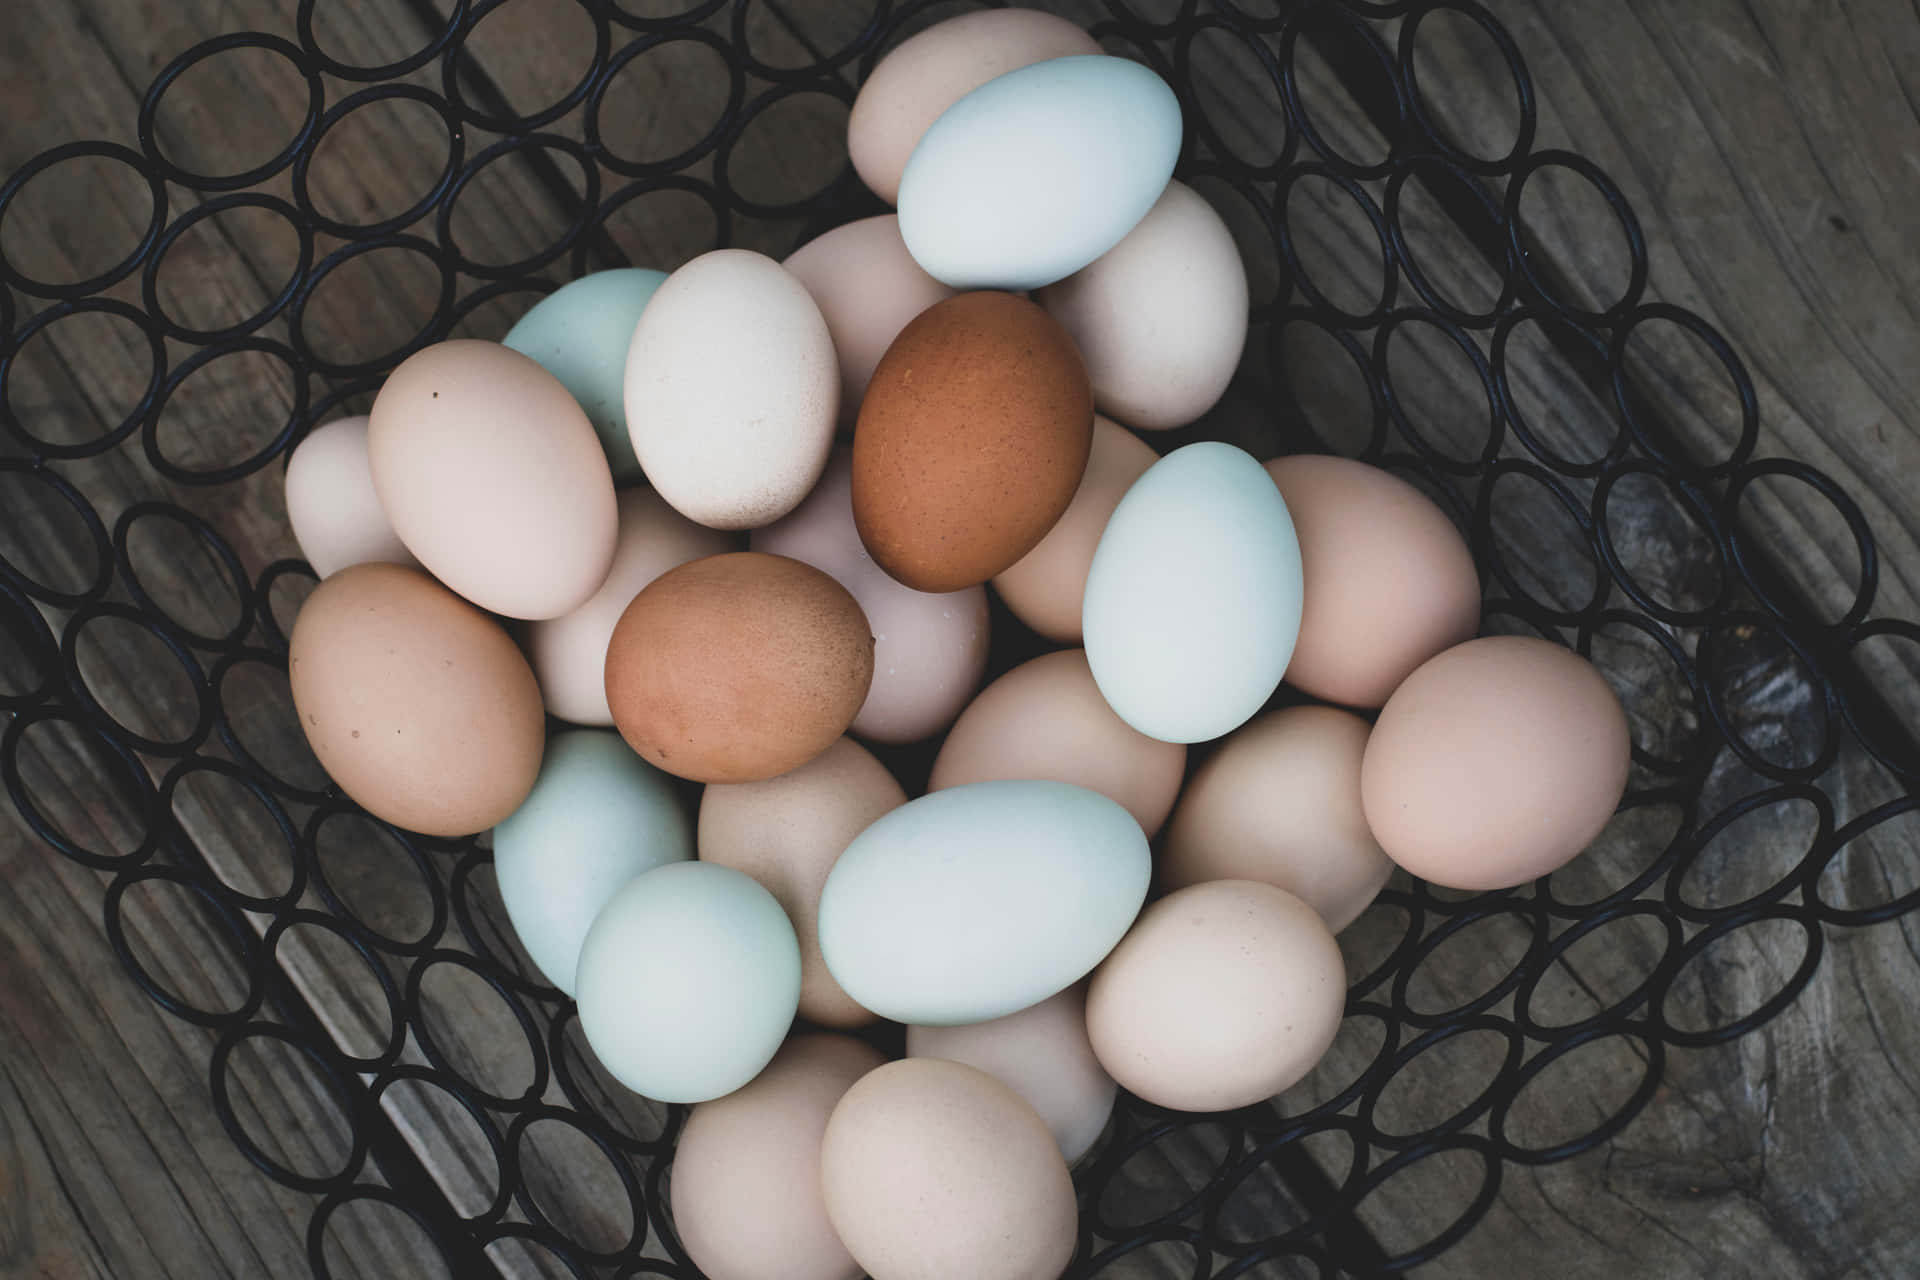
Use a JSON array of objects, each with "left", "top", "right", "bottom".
[
  {"left": 283, "top": 416, "right": 419, "bottom": 579},
  {"left": 1360, "top": 635, "right": 1631, "bottom": 891},
  {"left": 1163, "top": 705, "right": 1392, "bottom": 933},
  {"left": 1037, "top": 181, "right": 1249, "bottom": 431},
  {"left": 822, "top": 1059, "right": 1077, "bottom": 1280},
  {"left": 673, "top": 1034, "right": 883, "bottom": 1280},
  {"left": 368, "top": 340, "right": 618, "bottom": 620},
  {"left": 699, "top": 736, "right": 905, "bottom": 1028},
  {"left": 288, "top": 564, "right": 544, "bottom": 837},
  {"left": 1086, "top": 880, "right": 1345, "bottom": 1112},
  {"left": 754, "top": 451, "right": 988, "bottom": 744},
  {"left": 625, "top": 249, "right": 836, "bottom": 530}
]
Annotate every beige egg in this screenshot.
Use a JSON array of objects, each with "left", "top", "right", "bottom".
[
  {"left": 822, "top": 1058, "right": 1077, "bottom": 1280},
  {"left": 368, "top": 340, "right": 618, "bottom": 620},
  {"left": 672, "top": 1033, "right": 884, "bottom": 1280},
  {"left": 527, "top": 487, "right": 734, "bottom": 726},
  {"left": 991, "top": 415, "right": 1158, "bottom": 644},
  {"left": 930, "top": 648, "right": 1184, "bottom": 838},
  {"left": 907, "top": 983, "right": 1114, "bottom": 1164},
  {"left": 1086, "top": 880, "right": 1345, "bottom": 1113},
  {"left": 283, "top": 416, "right": 419, "bottom": 579},
  {"left": 699, "top": 737, "right": 906, "bottom": 1027},
  {"left": 1036, "top": 182, "right": 1249, "bottom": 431},
  {"left": 1163, "top": 705, "right": 1392, "bottom": 933}
]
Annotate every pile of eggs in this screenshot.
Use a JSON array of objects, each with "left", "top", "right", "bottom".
[{"left": 280, "top": 11, "right": 1631, "bottom": 1279}]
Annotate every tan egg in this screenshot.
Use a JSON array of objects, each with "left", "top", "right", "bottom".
[
  {"left": 283, "top": 416, "right": 419, "bottom": 579},
  {"left": 700, "top": 737, "right": 905, "bottom": 1027},
  {"left": 528, "top": 488, "right": 735, "bottom": 726},
  {"left": 991, "top": 415, "right": 1157, "bottom": 644},
  {"left": 1360, "top": 635, "right": 1631, "bottom": 891},
  {"left": 672, "top": 1034, "right": 884, "bottom": 1280},
  {"left": 1163, "top": 705, "right": 1392, "bottom": 933},
  {"left": 288, "top": 563, "right": 543, "bottom": 837},
  {"left": 1265, "top": 454, "right": 1480, "bottom": 709},
  {"left": 1086, "top": 880, "right": 1345, "bottom": 1113},
  {"left": 930, "top": 649, "right": 1184, "bottom": 838},
  {"left": 907, "top": 983, "right": 1114, "bottom": 1164},
  {"left": 822, "top": 1058, "right": 1077, "bottom": 1280}
]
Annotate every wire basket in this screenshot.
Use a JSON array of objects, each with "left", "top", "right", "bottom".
[{"left": 3, "top": 0, "right": 1917, "bottom": 1276}]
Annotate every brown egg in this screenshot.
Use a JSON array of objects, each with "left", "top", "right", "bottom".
[
  {"left": 288, "top": 563, "right": 544, "bottom": 836},
  {"left": 673, "top": 1034, "right": 884, "bottom": 1280},
  {"left": 1360, "top": 635, "right": 1631, "bottom": 891},
  {"left": 822, "top": 1059, "right": 1077, "bottom": 1280},
  {"left": 605, "top": 553, "right": 874, "bottom": 784},
  {"left": 1265, "top": 454, "right": 1480, "bottom": 709},
  {"left": 852, "top": 291, "right": 1093, "bottom": 593},
  {"left": 1086, "top": 880, "right": 1345, "bottom": 1113}
]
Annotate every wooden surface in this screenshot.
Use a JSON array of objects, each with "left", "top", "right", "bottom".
[{"left": 3, "top": 1, "right": 1919, "bottom": 1278}]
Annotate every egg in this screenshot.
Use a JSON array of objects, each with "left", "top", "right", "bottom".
[
  {"left": 822, "top": 1059, "right": 1077, "bottom": 1280},
  {"left": 699, "top": 737, "right": 905, "bottom": 1028},
  {"left": 492, "top": 730, "right": 692, "bottom": 995},
  {"left": 672, "top": 1034, "right": 884, "bottom": 1280},
  {"left": 502, "top": 268, "right": 666, "bottom": 482},
  {"left": 528, "top": 487, "right": 734, "bottom": 726},
  {"left": 1360, "top": 635, "right": 1631, "bottom": 890},
  {"left": 1163, "top": 706, "right": 1392, "bottom": 933},
  {"left": 1037, "top": 181, "right": 1249, "bottom": 431},
  {"left": 604, "top": 552, "right": 874, "bottom": 784},
  {"left": 847, "top": 8, "right": 1100, "bottom": 205},
  {"left": 575, "top": 861, "right": 800, "bottom": 1103},
  {"left": 899, "top": 56, "right": 1183, "bottom": 290},
  {"left": 288, "top": 563, "right": 543, "bottom": 837},
  {"left": 283, "top": 416, "right": 419, "bottom": 579},
  {"left": 1086, "top": 880, "right": 1345, "bottom": 1112},
  {"left": 907, "top": 983, "right": 1115, "bottom": 1164},
  {"left": 819, "top": 780, "right": 1149, "bottom": 1025},
  {"left": 930, "top": 649, "right": 1185, "bottom": 838},
  {"left": 368, "top": 340, "right": 618, "bottom": 620},
  {"left": 853, "top": 291, "right": 1093, "bottom": 593},
  {"left": 754, "top": 451, "right": 988, "bottom": 744},
  {"left": 990, "top": 415, "right": 1157, "bottom": 644},
  {"left": 783, "top": 216, "right": 957, "bottom": 427},
  {"left": 1083, "top": 442, "right": 1303, "bottom": 743},
  {"left": 625, "top": 249, "right": 837, "bottom": 529},
  {"left": 1266, "top": 455, "right": 1481, "bottom": 708}
]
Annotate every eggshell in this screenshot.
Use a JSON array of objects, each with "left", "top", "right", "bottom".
[
  {"left": 1163, "top": 706, "right": 1391, "bottom": 933},
  {"left": 492, "top": 730, "right": 692, "bottom": 996},
  {"left": 699, "top": 737, "right": 905, "bottom": 1028},
  {"left": 754, "top": 451, "right": 988, "bottom": 744},
  {"left": 673, "top": 1034, "right": 883, "bottom": 1280},
  {"left": 288, "top": 563, "right": 543, "bottom": 837},
  {"left": 625, "top": 249, "right": 837, "bottom": 529},
  {"left": 853, "top": 291, "right": 1093, "bottom": 593},
  {"left": 368, "top": 340, "right": 618, "bottom": 620},
  {"left": 930, "top": 649, "right": 1185, "bottom": 838},
  {"left": 604, "top": 552, "right": 874, "bottom": 784},
  {"left": 1360, "top": 635, "right": 1631, "bottom": 891},
  {"left": 907, "top": 983, "right": 1115, "bottom": 1163},
  {"left": 783, "top": 217, "right": 957, "bottom": 427},
  {"left": 283, "top": 416, "right": 419, "bottom": 579},
  {"left": 847, "top": 8, "right": 1100, "bottom": 205},
  {"left": 822, "top": 1059, "right": 1077, "bottom": 1280},
  {"left": 575, "top": 861, "right": 800, "bottom": 1103},
  {"left": 1037, "top": 181, "right": 1249, "bottom": 431},
  {"left": 1266, "top": 455, "right": 1481, "bottom": 709},
  {"left": 1086, "top": 880, "right": 1345, "bottom": 1112},
  {"left": 528, "top": 487, "right": 734, "bottom": 726},
  {"left": 1083, "top": 442, "right": 1303, "bottom": 743},
  {"left": 898, "top": 56, "right": 1183, "bottom": 290},
  {"left": 818, "top": 780, "right": 1149, "bottom": 1025},
  {"left": 502, "top": 268, "right": 666, "bottom": 482}
]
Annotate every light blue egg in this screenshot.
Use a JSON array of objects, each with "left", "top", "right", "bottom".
[
  {"left": 503, "top": 269, "right": 667, "bottom": 482},
  {"left": 492, "top": 729, "right": 691, "bottom": 996}
]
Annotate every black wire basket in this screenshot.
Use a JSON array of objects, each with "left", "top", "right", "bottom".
[{"left": 4, "top": 1, "right": 1918, "bottom": 1276}]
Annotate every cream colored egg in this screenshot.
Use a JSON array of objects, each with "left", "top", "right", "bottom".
[{"left": 283, "top": 416, "right": 418, "bottom": 579}]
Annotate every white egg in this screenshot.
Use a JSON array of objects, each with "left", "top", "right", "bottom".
[{"left": 283, "top": 416, "right": 418, "bottom": 579}]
